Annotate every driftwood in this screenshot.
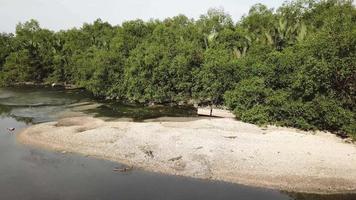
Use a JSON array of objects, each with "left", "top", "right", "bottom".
[
  {"left": 168, "top": 156, "right": 182, "bottom": 162},
  {"left": 223, "top": 136, "right": 237, "bottom": 139}
]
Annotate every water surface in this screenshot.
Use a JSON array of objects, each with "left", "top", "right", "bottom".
[{"left": 0, "top": 87, "right": 355, "bottom": 200}]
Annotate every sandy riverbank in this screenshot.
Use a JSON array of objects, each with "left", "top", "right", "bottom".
[{"left": 18, "top": 116, "right": 356, "bottom": 194}]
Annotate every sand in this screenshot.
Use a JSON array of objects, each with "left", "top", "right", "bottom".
[{"left": 18, "top": 116, "right": 356, "bottom": 194}]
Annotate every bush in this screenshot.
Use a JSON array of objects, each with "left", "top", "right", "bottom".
[
  {"left": 239, "top": 105, "right": 270, "bottom": 125},
  {"left": 224, "top": 77, "right": 272, "bottom": 125},
  {"left": 224, "top": 77, "right": 271, "bottom": 111}
]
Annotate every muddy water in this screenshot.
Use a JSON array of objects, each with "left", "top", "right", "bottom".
[{"left": 0, "top": 87, "right": 354, "bottom": 200}]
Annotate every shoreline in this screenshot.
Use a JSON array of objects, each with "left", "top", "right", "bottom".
[{"left": 18, "top": 116, "right": 356, "bottom": 194}]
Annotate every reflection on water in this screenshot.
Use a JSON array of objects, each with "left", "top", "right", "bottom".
[
  {"left": 0, "top": 86, "right": 197, "bottom": 123},
  {"left": 0, "top": 87, "right": 91, "bottom": 123},
  {"left": 0, "top": 86, "right": 355, "bottom": 200}
]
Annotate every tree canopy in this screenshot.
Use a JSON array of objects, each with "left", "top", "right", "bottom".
[{"left": 0, "top": 0, "right": 355, "bottom": 138}]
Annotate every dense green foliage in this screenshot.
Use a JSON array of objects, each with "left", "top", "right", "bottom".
[{"left": 0, "top": 0, "right": 355, "bottom": 138}]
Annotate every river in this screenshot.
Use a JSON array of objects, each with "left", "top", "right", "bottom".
[{"left": 0, "top": 87, "right": 354, "bottom": 200}]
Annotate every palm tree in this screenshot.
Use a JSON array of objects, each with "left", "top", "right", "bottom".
[
  {"left": 233, "top": 34, "right": 252, "bottom": 58},
  {"left": 262, "top": 17, "right": 307, "bottom": 50}
]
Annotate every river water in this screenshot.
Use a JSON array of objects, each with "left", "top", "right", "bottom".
[{"left": 0, "top": 87, "right": 354, "bottom": 200}]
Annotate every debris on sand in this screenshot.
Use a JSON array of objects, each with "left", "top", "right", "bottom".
[
  {"left": 168, "top": 156, "right": 182, "bottom": 162},
  {"left": 223, "top": 136, "right": 237, "bottom": 139},
  {"left": 144, "top": 150, "right": 154, "bottom": 158}
]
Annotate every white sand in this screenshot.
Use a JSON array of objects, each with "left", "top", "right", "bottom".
[{"left": 18, "top": 116, "right": 356, "bottom": 194}]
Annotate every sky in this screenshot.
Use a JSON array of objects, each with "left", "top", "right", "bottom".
[{"left": 0, "top": 0, "right": 286, "bottom": 33}]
